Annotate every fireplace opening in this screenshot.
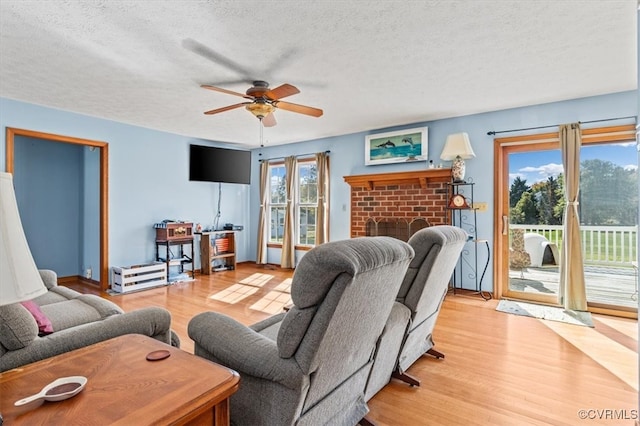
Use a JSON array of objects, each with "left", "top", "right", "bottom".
[{"left": 365, "top": 217, "right": 430, "bottom": 242}]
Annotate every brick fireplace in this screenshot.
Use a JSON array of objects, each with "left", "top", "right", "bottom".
[{"left": 344, "top": 169, "right": 452, "bottom": 238}]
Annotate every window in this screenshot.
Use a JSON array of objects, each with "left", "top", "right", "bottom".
[
  {"left": 269, "top": 165, "right": 286, "bottom": 243},
  {"left": 268, "top": 159, "right": 318, "bottom": 246},
  {"left": 297, "top": 161, "right": 318, "bottom": 246}
]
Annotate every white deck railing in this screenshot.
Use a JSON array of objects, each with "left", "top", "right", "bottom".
[{"left": 511, "top": 224, "right": 638, "bottom": 266}]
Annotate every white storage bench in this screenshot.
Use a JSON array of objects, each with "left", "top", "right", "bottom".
[{"left": 111, "top": 262, "right": 167, "bottom": 293}]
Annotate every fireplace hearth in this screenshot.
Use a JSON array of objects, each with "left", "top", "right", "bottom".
[{"left": 365, "top": 217, "right": 430, "bottom": 241}]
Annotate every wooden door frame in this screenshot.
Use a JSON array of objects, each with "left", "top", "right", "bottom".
[
  {"left": 5, "top": 128, "right": 110, "bottom": 291},
  {"left": 493, "top": 124, "right": 637, "bottom": 310}
]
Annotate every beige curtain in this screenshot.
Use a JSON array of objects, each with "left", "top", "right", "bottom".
[
  {"left": 280, "top": 156, "right": 297, "bottom": 268},
  {"left": 256, "top": 161, "right": 269, "bottom": 265},
  {"left": 559, "top": 123, "right": 587, "bottom": 311},
  {"left": 315, "top": 152, "right": 329, "bottom": 245}
]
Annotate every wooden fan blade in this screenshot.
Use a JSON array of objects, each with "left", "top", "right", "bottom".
[
  {"left": 265, "top": 84, "right": 300, "bottom": 100},
  {"left": 201, "top": 85, "right": 253, "bottom": 100},
  {"left": 262, "top": 113, "right": 277, "bottom": 127},
  {"left": 204, "top": 102, "right": 250, "bottom": 115},
  {"left": 274, "top": 101, "right": 323, "bottom": 117}
]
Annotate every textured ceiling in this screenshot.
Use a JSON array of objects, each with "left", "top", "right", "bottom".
[{"left": 0, "top": 1, "right": 636, "bottom": 148}]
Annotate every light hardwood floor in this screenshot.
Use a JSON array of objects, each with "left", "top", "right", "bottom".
[{"left": 68, "top": 263, "right": 638, "bottom": 426}]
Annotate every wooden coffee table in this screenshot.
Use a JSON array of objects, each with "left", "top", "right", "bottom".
[{"left": 0, "top": 334, "right": 239, "bottom": 425}]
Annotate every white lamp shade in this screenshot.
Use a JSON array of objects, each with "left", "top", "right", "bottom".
[
  {"left": 440, "top": 132, "right": 476, "bottom": 161},
  {"left": 0, "top": 172, "right": 47, "bottom": 305}
]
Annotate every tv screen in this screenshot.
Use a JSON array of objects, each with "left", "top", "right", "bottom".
[{"left": 189, "top": 144, "right": 251, "bottom": 184}]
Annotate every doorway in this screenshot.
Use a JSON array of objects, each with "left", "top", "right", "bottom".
[
  {"left": 5, "top": 128, "right": 110, "bottom": 290},
  {"left": 493, "top": 124, "right": 637, "bottom": 316}
]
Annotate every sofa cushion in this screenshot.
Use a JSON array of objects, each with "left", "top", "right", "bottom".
[
  {"left": 76, "top": 295, "right": 123, "bottom": 318},
  {"left": 20, "top": 300, "right": 54, "bottom": 335},
  {"left": 33, "top": 289, "right": 70, "bottom": 306},
  {"left": 33, "top": 286, "right": 83, "bottom": 306},
  {"left": 40, "top": 300, "right": 106, "bottom": 331},
  {"left": 33, "top": 287, "right": 123, "bottom": 332},
  {"left": 0, "top": 304, "right": 38, "bottom": 350},
  {"left": 38, "top": 269, "right": 58, "bottom": 290}
]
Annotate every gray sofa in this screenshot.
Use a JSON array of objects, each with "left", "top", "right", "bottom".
[
  {"left": 188, "top": 236, "right": 414, "bottom": 426},
  {"left": 0, "top": 270, "right": 176, "bottom": 372}
]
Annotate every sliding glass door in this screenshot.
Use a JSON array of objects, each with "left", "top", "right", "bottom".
[
  {"left": 494, "top": 125, "right": 637, "bottom": 314},
  {"left": 503, "top": 146, "right": 562, "bottom": 305}
]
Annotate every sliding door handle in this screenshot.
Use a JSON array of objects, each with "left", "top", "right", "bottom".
[{"left": 502, "top": 216, "right": 509, "bottom": 235}]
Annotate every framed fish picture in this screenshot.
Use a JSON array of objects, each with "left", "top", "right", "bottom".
[{"left": 364, "top": 127, "right": 428, "bottom": 166}]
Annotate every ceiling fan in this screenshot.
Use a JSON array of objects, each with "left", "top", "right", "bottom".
[{"left": 201, "top": 80, "right": 323, "bottom": 127}]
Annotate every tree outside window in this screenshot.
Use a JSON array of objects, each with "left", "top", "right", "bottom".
[{"left": 509, "top": 159, "right": 637, "bottom": 226}]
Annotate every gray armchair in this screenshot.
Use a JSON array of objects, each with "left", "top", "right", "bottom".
[
  {"left": 188, "top": 236, "right": 414, "bottom": 426},
  {"left": 365, "top": 225, "right": 467, "bottom": 399}
]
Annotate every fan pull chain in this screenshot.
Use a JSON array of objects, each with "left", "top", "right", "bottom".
[{"left": 258, "top": 118, "right": 264, "bottom": 159}]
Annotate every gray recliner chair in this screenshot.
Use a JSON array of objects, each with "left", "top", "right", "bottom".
[
  {"left": 188, "top": 236, "right": 414, "bottom": 426},
  {"left": 365, "top": 225, "right": 468, "bottom": 399}
]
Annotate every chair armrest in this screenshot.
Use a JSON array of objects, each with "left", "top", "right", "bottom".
[
  {"left": 38, "top": 270, "right": 58, "bottom": 289},
  {"left": 250, "top": 312, "right": 286, "bottom": 333},
  {"left": 188, "top": 312, "right": 303, "bottom": 389}
]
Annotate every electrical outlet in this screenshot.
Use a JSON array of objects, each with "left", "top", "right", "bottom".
[
  {"left": 473, "top": 202, "right": 488, "bottom": 212},
  {"left": 85, "top": 268, "right": 92, "bottom": 279}
]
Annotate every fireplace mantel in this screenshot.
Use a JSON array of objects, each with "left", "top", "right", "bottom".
[{"left": 343, "top": 168, "right": 451, "bottom": 190}]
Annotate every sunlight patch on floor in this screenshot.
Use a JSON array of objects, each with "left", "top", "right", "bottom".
[
  {"left": 593, "top": 315, "right": 638, "bottom": 340},
  {"left": 250, "top": 290, "right": 293, "bottom": 315},
  {"left": 249, "top": 277, "right": 293, "bottom": 314},
  {"left": 239, "top": 273, "right": 274, "bottom": 287},
  {"left": 541, "top": 319, "right": 638, "bottom": 391},
  {"left": 209, "top": 283, "right": 259, "bottom": 303},
  {"left": 273, "top": 278, "right": 292, "bottom": 293},
  {"left": 208, "top": 275, "right": 291, "bottom": 310}
]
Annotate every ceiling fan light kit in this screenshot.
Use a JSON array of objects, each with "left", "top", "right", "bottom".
[
  {"left": 246, "top": 102, "right": 275, "bottom": 118},
  {"left": 201, "top": 80, "right": 322, "bottom": 127}
]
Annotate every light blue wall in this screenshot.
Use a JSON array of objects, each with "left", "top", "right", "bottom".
[
  {"left": 2, "top": 91, "right": 636, "bottom": 289},
  {"left": 14, "top": 139, "right": 102, "bottom": 279},
  {"left": 0, "top": 97, "right": 252, "bottom": 275},
  {"left": 250, "top": 90, "right": 637, "bottom": 291},
  {"left": 14, "top": 137, "right": 83, "bottom": 276}
]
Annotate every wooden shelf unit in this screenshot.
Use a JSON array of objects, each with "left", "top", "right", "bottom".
[
  {"left": 198, "top": 230, "right": 237, "bottom": 274},
  {"left": 155, "top": 237, "right": 195, "bottom": 280}
]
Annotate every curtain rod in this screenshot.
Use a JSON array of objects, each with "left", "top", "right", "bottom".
[
  {"left": 259, "top": 150, "right": 330, "bottom": 162},
  {"left": 487, "top": 115, "right": 637, "bottom": 136}
]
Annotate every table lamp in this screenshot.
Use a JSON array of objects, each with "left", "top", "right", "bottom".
[
  {"left": 440, "top": 132, "right": 476, "bottom": 182},
  {"left": 0, "top": 171, "right": 47, "bottom": 306}
]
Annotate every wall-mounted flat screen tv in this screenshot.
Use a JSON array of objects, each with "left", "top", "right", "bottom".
[{"left": 189, "top": 144, "right": 251, "bottom": 184}]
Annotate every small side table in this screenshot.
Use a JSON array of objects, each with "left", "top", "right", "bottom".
[{"left": 155, "top": 237, "right": 195, "bottom": 280}]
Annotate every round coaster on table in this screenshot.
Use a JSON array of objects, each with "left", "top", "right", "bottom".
[{"left": 146, "top": 350, "right": 171, "bottom": 361}]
